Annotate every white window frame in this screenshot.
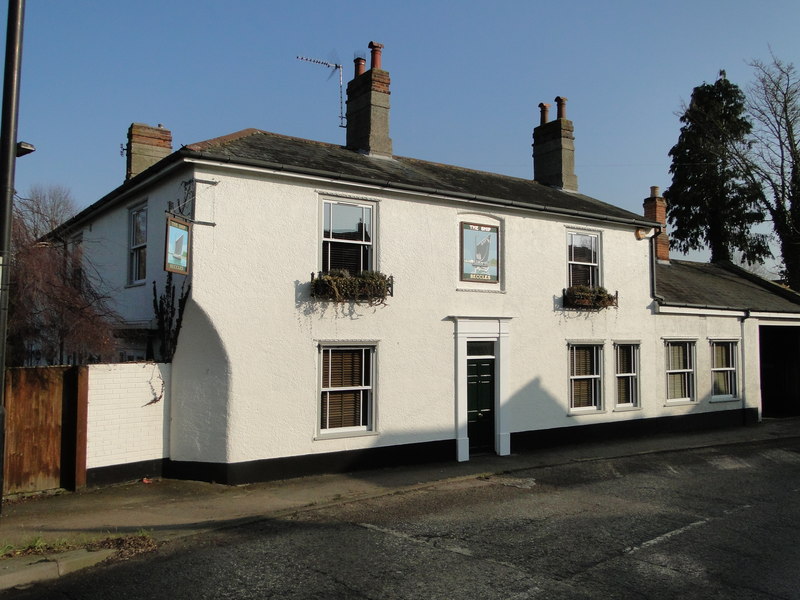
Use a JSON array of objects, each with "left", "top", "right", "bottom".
[
  {"left": 569, "top": 343, "right": 603, "bottom": 412},
  {"left": 567, "top": 230, "right": 600, "bottom": 288},
  {"left": 128, "top": 204, "right": 147, "bottom": 284},
  {"left": 318, "top": 345, "right": 375, "bottom": 436},
  {"left": 614, "top": 343, "right": 640, "bottom": 409},
  {"left": 711, "top": 341, "right": 738, "bottom": 399},
  {"left": 321, "top": 199, "right": 374, "bottom": 275},
  {"left": 665, "top": 340, "right": 696, "bottom": 403}
]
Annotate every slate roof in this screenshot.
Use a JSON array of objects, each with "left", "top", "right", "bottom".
[
  {"left": 180, "top": 129, "right": 654, "bottom": 226},
  {"left": 656, "top": 260, "right": 800, "bottom": 313}
]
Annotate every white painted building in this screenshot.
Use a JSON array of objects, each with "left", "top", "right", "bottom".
[{"left": 55, "top": 42, "right": 800, "bottom": 485}]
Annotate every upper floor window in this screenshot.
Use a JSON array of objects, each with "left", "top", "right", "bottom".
[
  {"left": 568, "top": 231, "right": 599, "bottom": 287},
  {"left": 569, "top": 344, "right": 603, "bottom": 411},
  {"left": 666, "top": 341, "right": 695, "bottom": 402},
  {"left": 322, "top": 200, "right": 372, "bottom": 275},
  {"left": 128, "top": 205, "right": 147, "bottom": 284},
  {"left": 711, "top": 341, "right": 738, "bottom": 398}
]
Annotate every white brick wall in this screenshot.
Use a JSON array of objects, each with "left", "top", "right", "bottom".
[{"left": 86, "top": 362, "right": 170, "bottom": 469}]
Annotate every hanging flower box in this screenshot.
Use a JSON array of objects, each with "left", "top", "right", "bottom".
[
  {"left": 563, "top": 285, "right": 618, "bottom": 309},
  {"left": 311, "top": 270, "right": 394, "bottom": 306}
]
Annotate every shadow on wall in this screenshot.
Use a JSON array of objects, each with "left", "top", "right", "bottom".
[{"left": 169, "top": 299, "right": 231, "bottom": 464}]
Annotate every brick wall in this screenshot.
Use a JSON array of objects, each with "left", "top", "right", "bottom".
[{"left": 85, "top": 362, "right": 170, "bottom": 469}]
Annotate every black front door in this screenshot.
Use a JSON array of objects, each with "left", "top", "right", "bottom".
[{"left": 467, "top": 342, "right": 495, "bottom": 452}]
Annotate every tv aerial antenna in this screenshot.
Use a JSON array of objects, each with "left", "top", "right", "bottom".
[{"left": 296, "top": 55, "right": 346, "bottom": 128}]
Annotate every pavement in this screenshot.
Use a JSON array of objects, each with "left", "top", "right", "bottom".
[{"left": 1, "top": 417, "right": 799, "bottom": 591}]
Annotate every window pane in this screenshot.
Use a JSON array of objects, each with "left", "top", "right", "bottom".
[
  {"left": 571, "top": 346, "right": 596, "bottom": 376},
  {"left": 467, "top": 341, "right": 494, "bottom": 356},
  {"left": 324, "top": 241, "right": 368, "bottom": 274},
  {"left": 324, "top": 349, "right": 363, "bottom": 388},
  {"left": 569, "top": 263, "right": 595, "bottom": 287},
  {"left": 331, "top": 204, "right": 369, "bottom": 241},
  {"left": 323, "top": 203, "right": 331, "bottom": 238},
  {"left": 713, "top": 372, "right": 732, "bottom": 396},
  {"left": 668, "top": 372, "right": 688, "bottom": 399},
  {"left": 132, "top": 209, "right": 147, "bottom": 245},
  {"left": 572, "top": 379, "right": 593, "bottom": 407},
  {"left": 616, "top": 345, "right": 633, "bottom": 373},
  {"left": 322, "top": 390, "right": 363, "bottom": 429},
  {"left": 668, "top": 343, "right": 688, "bottom": 370},
  {"left": 617, "top": 377, "right": 632, "bottom": 404},
  {"left": 569, "top": 233, "right": 596, "bottom": 263},
  {"left": 713, "top": 343, "right": 732, "bottom": 368}
]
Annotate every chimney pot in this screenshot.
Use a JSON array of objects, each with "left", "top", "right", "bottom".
[
  {"left": 555, "top": 96, "right": 567, "bottom": 119},
  {"left": 538, "top": 102, "right": 550, "bottom": 126},
  {"left": 650, "top": 185, "right": 660, "bottom": 198},
  {"left": 368, "top": 41, "right": 384, "bottom": 70},
  {"left": 354, "top": 56, "right": 366, "bottom": 77}
]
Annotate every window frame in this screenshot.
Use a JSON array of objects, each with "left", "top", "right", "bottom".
[
  {"left": 710, "top": 340, "right": 738, "bottom": 400},
  {"left": 128, "top": 204, "right": 147, "bottom": 285},
  {"left": 568, "top": 343, "right": 603, "bottom": 412},
  {"left": 665, "top": 340, "right": 696, "bottom": 403},
  {"left": 321, "top": 199, "right": 374, "bottom": 275},
  {"left": 614, "top": 343, "right": 640, "bottom": 409},
  {"left": 567, "top": 230, "right": 601, "bottom": 288},
  {"left": 318, "top": 345, "right": 375, "bottom": 436}
]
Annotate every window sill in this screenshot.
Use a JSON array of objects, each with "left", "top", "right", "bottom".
[
  {"left": 568, "top": 408, "right": 605, "bottom": 416},
  {"left": 125, "top": 281, "right": 146, "bottom": 289},
  {"left": 456, "top": 286, "right": 505, "bottom": 294},
  {"left": 664, "top": 399, "right": 697, "bottom": 407},
  {"left": 314, "top": 429, "right": 378, "bottom": 441},
  {"left": 613, "top": 405, "right": 642, "bottom": 412},
  {"left": 710, "top": 395, "right": 739, "bottom": 404}
]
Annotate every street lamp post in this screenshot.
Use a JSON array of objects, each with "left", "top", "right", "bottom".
[{"left": 0, "top": 0, "right": 27, "bottom": 514}]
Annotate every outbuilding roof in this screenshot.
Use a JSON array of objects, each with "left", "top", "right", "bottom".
[{"left": 656, "top": 260, "right": 800, "bottom": 313}]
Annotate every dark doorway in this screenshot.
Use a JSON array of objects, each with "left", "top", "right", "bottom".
[
  {"left": 760, "top": 326, "right": 800, "bottom": 417},
  {"left": 467, "top": 341, "right": 495, "bottom": 452}
]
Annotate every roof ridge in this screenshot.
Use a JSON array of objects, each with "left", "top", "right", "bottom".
[{"left": 184, "top": 128, "right": 342, "bottom": 152}]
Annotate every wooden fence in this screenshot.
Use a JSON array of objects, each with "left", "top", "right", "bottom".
[{"left": 2, "top": 366, "right": 87, "bottom": 495}]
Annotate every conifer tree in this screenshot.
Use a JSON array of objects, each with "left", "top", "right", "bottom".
[{"left": 664, "top": 72, "right": 769, "bottom": 264}]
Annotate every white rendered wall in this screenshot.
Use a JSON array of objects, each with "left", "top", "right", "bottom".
[
  {"left": 78, "top": 172, "right": 190, "bottom": 328},
  {"left": 165, "top": 164, "right": 764, "bottom": 466},
  {"left": 86, "top": 362, "right": 170, "bottom": 469}
]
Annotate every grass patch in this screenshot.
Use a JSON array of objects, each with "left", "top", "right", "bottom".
[{"left": 1, "top": 532, "right": 159, "bottom": 561}]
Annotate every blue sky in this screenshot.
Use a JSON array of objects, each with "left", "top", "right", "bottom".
[{"left": 3, "top": 0, "right": 799, "bottom": 233}]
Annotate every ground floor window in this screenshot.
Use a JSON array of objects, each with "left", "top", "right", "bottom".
[
  {"left": 711, "top": 341, "right": 738, "bottom": 398},
  {"left": 615, "top": 343, "right": 639, "bottom": 407},
  {"left": 320, "top": 346, "right": 373, "bottom": 432},
  {"left": 569, "top": 344, "right": 602, "bottom": 410},
  {"left": 666, "top": 341, "right": 695, "bottom": 401}
]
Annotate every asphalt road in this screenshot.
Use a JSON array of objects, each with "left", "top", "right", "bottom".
[{"left": 7, "top": 437, "right": 800, "bottom": 599}]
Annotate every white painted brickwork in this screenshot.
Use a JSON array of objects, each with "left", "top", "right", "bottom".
[{"left": 86, "top": 363, "right": 170, "bottom": 469}]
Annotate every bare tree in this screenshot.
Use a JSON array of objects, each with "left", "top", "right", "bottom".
[
  {"left": 737, "top": 55, "right": 800, "bottom": 289},
  {"left": 7, "top": 185, "right": 117, "bottom": 366}
]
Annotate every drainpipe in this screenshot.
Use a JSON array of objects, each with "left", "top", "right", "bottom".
[{"left": 650, "top": 226, "right": 665, "bottom": 306}]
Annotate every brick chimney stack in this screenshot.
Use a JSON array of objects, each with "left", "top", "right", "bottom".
[
  {"left": 126, "top": 123, "right": 172, "bottom": 180},
  {"left": 345, "top": 41, "right": 393, "bottom": 157},
  {"left": 532, "top": 96, "right": 578, "bottom": 191},
  {"left": 644, "top": 186, "right": 670, "bottom": 262}
]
